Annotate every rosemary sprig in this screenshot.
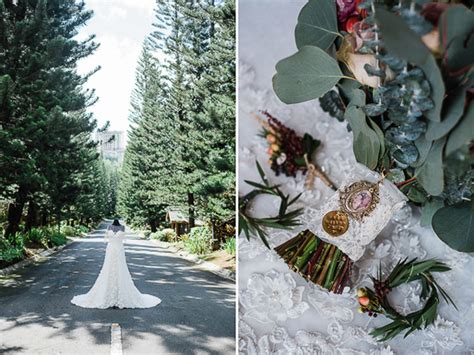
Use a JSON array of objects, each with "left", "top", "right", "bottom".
[
  {"left": 357, "top": 258, "right": 456, "bottom": 342},
  {"left": 239, "top": 161, "right": 304, "bottom": 248}
]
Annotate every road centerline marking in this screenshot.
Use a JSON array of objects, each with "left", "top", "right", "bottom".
[{"left": 111, "top": 323, "right": 123, "bottom": 355}]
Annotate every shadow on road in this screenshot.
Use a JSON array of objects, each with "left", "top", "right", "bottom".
[{"left": 0, "top": 221, "right": 235, "bottom": 354}]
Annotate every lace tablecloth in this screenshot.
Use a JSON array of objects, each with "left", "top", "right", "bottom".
[{"left": 237, "top": 1, "right": 474, "bottom": 353}]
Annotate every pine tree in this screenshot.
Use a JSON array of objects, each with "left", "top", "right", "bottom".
[{"left": 0, "top": 0, "right": 102, "bottom": 237}]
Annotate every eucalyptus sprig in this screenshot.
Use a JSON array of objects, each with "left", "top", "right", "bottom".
[
  {"left": 239, "top": 161, "right": 304, "bottom": 248},
  {"left": 357, "top": 258, "right": 457, "bottom": 342}
]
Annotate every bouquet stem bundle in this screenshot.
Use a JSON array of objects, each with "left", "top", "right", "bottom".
[{"left": 274, "top": 230, "right": 352, "bottom": 294}]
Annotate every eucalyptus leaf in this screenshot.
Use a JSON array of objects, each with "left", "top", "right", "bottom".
[
  {"left": 387, "top": 168, "right": 405, "bottom": 184},
  {"left": 406, "top": 184, "right": 428, "bottom": 204},
  {"left": 319, "top": 90, "right": 345, "bottom": 121},
  {"left": 364, "top": 103, "right": 387, "bottom": 117},
  {"left": 393, "top": 144, "right": 419, "bottom": 166},
  {"left": 375, "top": 7, "right": 445, "bottom": 122},
  {"left": 445, "top": 102, "right": 474, "bottom": 156},
  {"left": 273, "top": 46, "right": 344, "bottom": 104},
  {"left": 412, "top": 135, "right": 432, "bottom": 168},
  {"left": 295, "top": 0, "right": 339, "bottom": 50},
  {"left": 420, "top": 198, "right": 444, "bottom": 227},
  {"left": 344, "top": 90, "right": 381, "bottom": 169},
  {"left": 425, "top": 79, "right": 469, "bottom": 140},
  {"left": 415, "top": 138, "right": 446, "bottom": 196},
  {"left": 432, "top": 200, "right": 474, "bottom": 253},
  {"left": 439, "top": 5, "right": 474, "bottom": 74}
]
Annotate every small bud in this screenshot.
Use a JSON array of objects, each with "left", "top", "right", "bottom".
[
  {"left": 357, "top": 306, "right": 364, "bottom": 314},
  {"left": 271, "top": 144, "right": 279, "bottom": 152},
  {"left": 356, "top": 288, "right": 365, "bottom": 297}
]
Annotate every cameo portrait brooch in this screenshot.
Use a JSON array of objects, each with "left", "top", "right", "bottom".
[{"left": 322, "top": 180, "right": 381, "bottom": 237}]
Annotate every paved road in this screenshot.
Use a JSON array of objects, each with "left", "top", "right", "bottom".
[{"left": 0, "top": 222, "right": 235, "bottom": 355}]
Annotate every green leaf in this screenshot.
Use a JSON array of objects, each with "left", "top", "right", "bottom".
[
  {"left": 273, "top": 46, "right": 344, "bottom": 104},
  {"left": 425, "top": 74, "right": 472, "bottom": 140},
  {"left": 432, "top": 200, "right": 474, "bottom": 252},
  {"left": 406, "top": 184, "right": 429, "bottom": 204},
  {"left": 295, "top": 0, "right": 339, "bottom": 50},
  {"left": 368, "top": 117, "right": 386, "bottom": 160},
  {"left": 445, "top": 101, "right": 474, "bottom": 156},
  {"left": 412, "top": 136, "right": 432, "bottom": 168},
  {"left": 420, "top": 198, "right": 444, "bottom": 227},
  {"left": 415, "top": 138, "right": 446, "bottom": 196},
  {"left": 344, "top": 90, "right": 381, "bottom": 169},
  {"left": 439, "top": 5, "right": 474, "bottom": 74},
  {"left": 375, "top": 8, "right": 445, "bottom": 122}
]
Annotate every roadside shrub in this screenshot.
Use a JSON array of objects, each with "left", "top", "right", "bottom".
[
  {"left": 0, "top": 237, "right": 24, "bottom": 263},
  {"left": 48, "top": 230, "right": 67, "bottom": 247},
  {"left": 184, "top": 227, "right": 212, "bottom": 255},
  {"left": 76, "top": 225, "right": 89, "bottom": 234},
  {"left": 221, "top": 238, "right": 236, "bottom": 256},
  {"left": 150, "top": 228, "right": 177, "bottom": 242},
  {"left": 25, "top": 228, "right": 48, "bottom": 248},
  {"left": 60, "top": 225, "right": 77, "bottom": 237}
]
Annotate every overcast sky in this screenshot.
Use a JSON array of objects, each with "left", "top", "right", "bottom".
[{"left": 77, "top": 0, "right": 156, "bottom": 134}]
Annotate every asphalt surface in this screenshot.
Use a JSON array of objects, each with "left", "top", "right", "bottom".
[{"left": 0, "top": 221, "right": 235, "bottom": 355}]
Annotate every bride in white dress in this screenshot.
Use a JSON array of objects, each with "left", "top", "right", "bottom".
[{"left": 71, "top": 220, "right": 161, "bottom": 309}]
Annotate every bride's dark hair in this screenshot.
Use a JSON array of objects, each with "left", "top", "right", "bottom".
[{"left": 112, "top": 219, "right": 121, "bottom": 226}]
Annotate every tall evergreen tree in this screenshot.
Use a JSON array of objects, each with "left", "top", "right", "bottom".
[
  {"left": 0, "top": 0, "right": 107, "bottom": 237},
  {"left": 118, "top": 0, "right": 235, "bottom": 238}
]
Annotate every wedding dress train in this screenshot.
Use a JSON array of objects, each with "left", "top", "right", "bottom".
[{"left": 71, "top": 229, "right": 161, "bottom": 309}]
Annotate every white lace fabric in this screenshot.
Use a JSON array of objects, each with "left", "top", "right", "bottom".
[
  {"left": 303, "top": 174, "right": 407, "bottom": 261},
  {"left": 71, "top": 230, "right": 161, "bottom": 309},
  {"left": 238, "top": 2, "right": 474, "bottom": 352}
]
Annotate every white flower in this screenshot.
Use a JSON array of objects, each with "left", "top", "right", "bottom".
[
  {"left": 238, "top": 321, "right": 258, "bottom": 355},
  {"left": 307, "top": 285, "right": 356, "bottom": 324},
  {"left": 240, "top": 270, "right": 309, "bottom": 324},
  {"left": 276, "top": 152, "right": 287, "bottom": 165}
]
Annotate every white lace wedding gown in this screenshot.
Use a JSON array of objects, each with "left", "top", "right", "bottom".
[{"left": 71, "top": 228, "right": 161, "bottom": 309}]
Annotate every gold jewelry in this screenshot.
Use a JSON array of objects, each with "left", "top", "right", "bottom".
[{"left": 323, "top": 180, "right": 382, "bottom": 237}]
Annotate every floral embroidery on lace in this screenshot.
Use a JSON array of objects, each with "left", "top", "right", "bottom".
[{"left": 240, "top": 270, "right": 309, "bottom": 324}]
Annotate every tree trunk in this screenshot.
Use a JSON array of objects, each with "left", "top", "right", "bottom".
[
  {"left": 41, "top": 212, "right": 48, "bottom": 226},
  {"left": 188, "top": 192, "right": 195, "bottom": 228},
  {"left": 4, "top": 185, "right": 28, "bottom": 239},
  {"left": 25, "top": 201, "right": 38, "bottom": 232},
  {"left": 149, "top": 218, "right": 157, "bottom": 233},
  {"left": 57, "top": 210, "right": 61, "bottom": 233}
]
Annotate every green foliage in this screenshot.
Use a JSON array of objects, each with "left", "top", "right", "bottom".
[
  {"left": 239, "top": 161, "right": 303, "bottom": 248},
  {"left": 415, "top": 138, "right": 446, "bottom": 196},
  {"left": 184, "top": 227, "right": 212, "bottom": 255},
  {"left": 118, "top": 0, "right": 236, "bottom": 232},
  {"left": 221, "top": 237, "right": 235, "bottom": 256},
  {"left": 0, "top": 237, "right": 24, "bottom": 263},
  {"left": 439, "top": 6, "right": 474, "bottom": 74},
  {"left": 273, "top": 46, "right": 344, "bottom": 104},
  {"left": 344, "top": 90, "right": 383, "bottom": 170},
  {"left": 295, "top": 0, "right": 339, "bottom": 50},
  {"left": 432, "top": 201, "right": 474, "bottom": 253},
  {"left": 150, "top": 228, "right": 177, "bottom": 242},
  {"left": 273, "top": 0, "right": 474, "bottom": 253},
  {"left": 363, "top": 258, "right": 455, "bottom": 342},
  {"left": 0, "top": 0, "right": 108, "bottom": 239}
]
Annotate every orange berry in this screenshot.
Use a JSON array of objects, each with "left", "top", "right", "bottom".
[
  {"left": 359, "top": 296, "right": 370, "bottom": 306},
  {"left": 271, "top": 144, "right": 279, "bottom": 152},
  {"left": 266, "top": 134, "right": 276, "bottom": 143}
]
